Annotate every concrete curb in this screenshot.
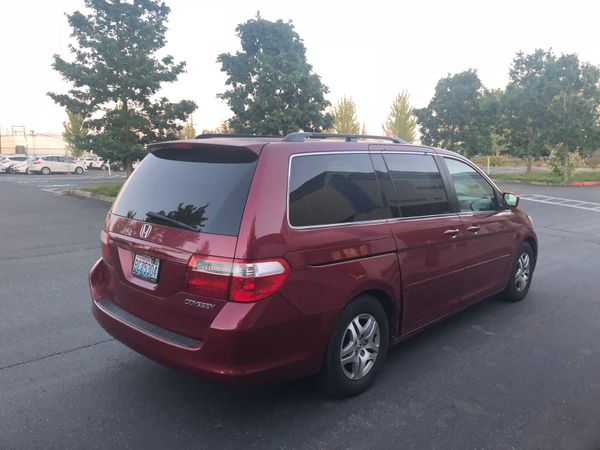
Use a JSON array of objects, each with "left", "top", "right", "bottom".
[
  {"left": 571, "top": 181, "right": 600, "bottom": 187},
  {"left": 68, "top": 188, "right": 115, "bottom": 203}
]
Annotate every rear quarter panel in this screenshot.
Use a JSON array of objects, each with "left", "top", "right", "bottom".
[{"left": 236, "top": 145, "right": 401, "bottom": 324}]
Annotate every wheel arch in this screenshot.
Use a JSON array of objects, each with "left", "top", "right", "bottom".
[
  {"left": 359, "top": 289, "right": 399, "bottom": 340},
  {"left": 523, "top": 236, "right": 538, "bottom": 269}
]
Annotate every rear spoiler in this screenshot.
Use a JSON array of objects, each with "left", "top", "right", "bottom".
[{"left": 147, "top": 140, "right": 262, "bottom": 163}]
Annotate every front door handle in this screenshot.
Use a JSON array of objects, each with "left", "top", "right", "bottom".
[
  {"left": 444, "top": 228, "right": 460, "bottom": 237},
  {"left": 467, "top": 225, "right": 481, "bottom": 233}
]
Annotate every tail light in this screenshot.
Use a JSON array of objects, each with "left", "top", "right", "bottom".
[
  {"left": 185, "top": 255, "right": 290, "bottom": 303},
  {"left": 33, "top": 160, "right": 41, "bottom": 165},
  {"left": 100, "top": 229, "right": 111, "bottom": 263}
]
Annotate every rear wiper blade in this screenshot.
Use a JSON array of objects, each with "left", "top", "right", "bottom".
[{"left": 145, "top": 211, "right": 200, "bottom": 232}]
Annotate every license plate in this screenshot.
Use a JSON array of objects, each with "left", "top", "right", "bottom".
[{"left": 132, "top": 254, "right": 160, "bottom": 283}]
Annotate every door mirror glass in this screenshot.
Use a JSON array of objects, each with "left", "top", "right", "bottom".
[{"left": 503, "top": 192, "right": 519, "bottom": 207}]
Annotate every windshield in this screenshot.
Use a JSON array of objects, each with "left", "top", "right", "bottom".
[{"left": 111, "top": 147, "right": 258, "bottom": 236}]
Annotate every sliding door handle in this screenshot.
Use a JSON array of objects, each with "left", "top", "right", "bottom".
[{"left": 444, "top": 228, "right": 460, "bottom": 237}]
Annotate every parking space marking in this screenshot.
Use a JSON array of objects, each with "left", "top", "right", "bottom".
[{"left": 520, "top": 194, "right": 600, "bottom": 213}]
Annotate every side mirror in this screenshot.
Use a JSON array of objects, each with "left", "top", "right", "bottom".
[{"left": 503, "top": 192, "right": 519, "bottom": 208}]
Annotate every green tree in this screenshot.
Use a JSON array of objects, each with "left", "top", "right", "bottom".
[
  {"left": 331, "top": 97, "right": 361, "bottom": 134},
  {"left": 503, "top": 50, "right": 556, "bottom": 172},
  {"left": 544, "top": 53, "right": 600, "bottom": 182},
  {"left": 201, "top": 120, "right": 234, "bottom": 135},
  {"left": 382, "top": 91, "right": 417, "bottom": 143},
  {"left": 179, "top": 119, "right": 197, "bottom": 139},
  {"left": 415, "top": 70, "right": 493, "bottom": 156},
  {"left": 217, "top": 14, "right": 332, "bottom": 135},
  {"left": 48, "top": 0, "right": 196, "bottom": 174},
  {"left": 62, "top": 110, "right": 88, "bottom": 157}
]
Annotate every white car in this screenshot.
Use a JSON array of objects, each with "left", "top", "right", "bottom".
[
  {"left": 5, "top": 156, "right": 31, "bottom": 173},
  {"left": 0, "top": 157, "right": 10, "bottom": 173},
  {"left": 90, "top": 157, "right": 109, "bottom": 169},
  {"left": 82, "top": 157, "right": 96, "bottom": 168},
  {"left": 29, "top": 156, "right": 87, "bottom": 175}
]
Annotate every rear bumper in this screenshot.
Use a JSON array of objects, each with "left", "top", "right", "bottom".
[{"left": 89, "top": 258, "right": 335, "bottom": 384}]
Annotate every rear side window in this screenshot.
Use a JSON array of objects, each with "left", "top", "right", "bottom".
[
  {"left": 383, "top": 153, "right": 451, "bottom": 217},
  {"left": 288, "top": 153, "right": 388, "bottom": 227},
  {"left": 111, "top": 147, "right": 258, "bottom": 236}
]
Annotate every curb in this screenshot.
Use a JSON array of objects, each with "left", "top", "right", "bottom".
[
  {"left": 68, "top": 188, "right": 115, "bottom": 203},
  {"left": 571, "top": 181, "right": 600, "bottom": 187}
]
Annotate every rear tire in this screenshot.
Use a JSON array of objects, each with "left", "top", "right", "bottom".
[
  {"left": 503, "top": 242, "right": 535, "bottom": 302},
  {"left": 317, "top": 295, "right": 389, "bottom": 397},
  {"left": 41, "top": 167, "right": 50, "bottom": 175}
]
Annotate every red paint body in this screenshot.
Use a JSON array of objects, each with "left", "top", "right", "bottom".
[{"left": 90, "top": 138, "right": 537, "bottom": 384}]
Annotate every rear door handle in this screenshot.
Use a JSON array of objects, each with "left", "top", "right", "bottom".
[
  {"left": 467, "top": 225, "right": 481, "bottom": 233},
  {"left": 444, "top": 228, "right": 460, "bottom": 237}
]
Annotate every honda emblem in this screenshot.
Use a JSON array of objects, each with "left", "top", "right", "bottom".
[{"left": 140, "top": 223, "right": 152, "bottom": 239}]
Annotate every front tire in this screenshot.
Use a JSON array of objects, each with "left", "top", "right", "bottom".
[
  {"left": 75, "top": 166, "right": 84, "bottom": 175},
  {"left": 317, "top": 295, "right": 389, "bottom": 397},
  {"left": 503, "top": 242, "right": 535, "bottom": 302}
]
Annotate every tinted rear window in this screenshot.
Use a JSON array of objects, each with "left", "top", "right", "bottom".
[
  {"left": 111, "top": 147, "right": 258, "bottom": 236},
  {"left": 288, "top": 153, "right": 388, "bottom": 227},
  {"left": 383, "top": 153, "right": 451, "bottom": 217}
]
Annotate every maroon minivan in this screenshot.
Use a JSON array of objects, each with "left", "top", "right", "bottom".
[{"left": 89, "top": 132, "right": 537, "bottom": 396}]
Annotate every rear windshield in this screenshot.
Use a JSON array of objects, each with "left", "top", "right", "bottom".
[{"left": 111, "top": 147, "right": 258, "bottom": 236}]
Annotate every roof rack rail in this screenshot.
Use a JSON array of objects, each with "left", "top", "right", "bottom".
[
  {"left": 282, "top": 132, "right": 407, "bottom": 144},
  {"left": 194, "top": 133, "right": 281, "bottom": 139}
]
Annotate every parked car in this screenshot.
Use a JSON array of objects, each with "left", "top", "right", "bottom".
[
  {"left": 88, "top": 157, "right": 108, "bottom": 169},
  {"left": 89, "top": 132, "right": 537, "bottom": 397},
  {"left": 29, "top": 156, "right": 87, "bottom": 175},
  {"left": 81, "top": 157, "right": 96, "bottom": 168},
  {"left": 0, "top": 156, "right": 13, "bottom": 173},
  {"left": 4, "top": 155, "right": 31, "bottom": 173}
]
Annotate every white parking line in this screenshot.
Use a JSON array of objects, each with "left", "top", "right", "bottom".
[
  {"left": 520, "top": 194, "right": 600, "bottom": 213},
  {"left": 40, "top": 188, "right": 65, "bottom": 195}
]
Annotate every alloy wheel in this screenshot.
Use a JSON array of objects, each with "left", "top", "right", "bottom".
[
  {"left": 340, "top": 313, "right": 380, "bottom": 380},
  {"left": 514, "top": 252, "right": 531, "bottom": 292}
]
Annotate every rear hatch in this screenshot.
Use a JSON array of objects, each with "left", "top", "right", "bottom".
[{"left": 103, "top": 141, "right": 261, "bottom": 340}]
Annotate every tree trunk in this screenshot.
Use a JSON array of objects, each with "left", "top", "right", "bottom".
[
  {"left": 563, "top": 149, "right": 570, "bottom": 184},
  {"left": 126, "top": 158, "right": 134, "bottom": 177},
  {"left": 526, "top": 154, "right": 532, "bottom": 174}
]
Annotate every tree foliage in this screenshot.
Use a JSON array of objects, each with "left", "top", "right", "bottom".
[
  {"left": 331, "top": 97, "right": 361, "bottom": 134},
  {"left": 217, "top": 14, "right": 332, "bottom": 135},
  {"left": 415, "top": 70, "right": 494, "bottom": 156},
  {"left": 48, "top": 0, "right": 196, "bottom": 173},
  {"left": 179, "top": 119, "right": 197, "bottom": 139},
  {"left": 545, "top": 54, "right": 600, "bottom": 152},
  {"left": 503, "top": 50, "right": 600, "bottom": 175},
  {"left": 382, "top": 91, "right": 417, "bottom": 143},
  {"left": 62, "top": 110, "right": 89, "bottom": 157},
  {"left": 503, "top": 50, "right": 555, "bottom": 167},
  {"left": 201, "top": 120, "right": 234, "bottom": 135}
]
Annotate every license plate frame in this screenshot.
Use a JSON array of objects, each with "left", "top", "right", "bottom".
[{"left": 131, "top": 253, "right": 160, "bottom": 283}]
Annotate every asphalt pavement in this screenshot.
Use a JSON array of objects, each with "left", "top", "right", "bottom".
[
  {"left": 1, "top": 180, "right": 599, "bottom": 449},
  {"left": 0, "top": 170, "right": 126, "bottom": 195}
]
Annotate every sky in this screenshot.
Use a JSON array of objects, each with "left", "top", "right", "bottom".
[{"left": 1, "top": 0, "right": 599, "bottom": 136}]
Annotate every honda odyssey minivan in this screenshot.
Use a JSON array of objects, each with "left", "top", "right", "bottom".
[{"left": 89, "top": 132, "right": 537, "bottom": 396}]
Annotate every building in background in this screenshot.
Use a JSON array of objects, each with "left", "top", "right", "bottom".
[{"left": 0, "top": 125, "right": 70, "bottom": 156}]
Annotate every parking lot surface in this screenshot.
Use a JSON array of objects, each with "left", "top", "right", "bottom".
[
  {"left": 1, "top": 180, "right": 599, "bottom": 449},
  {"left": 0, "top": 171, "right": 126, "bottom": 195}
]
